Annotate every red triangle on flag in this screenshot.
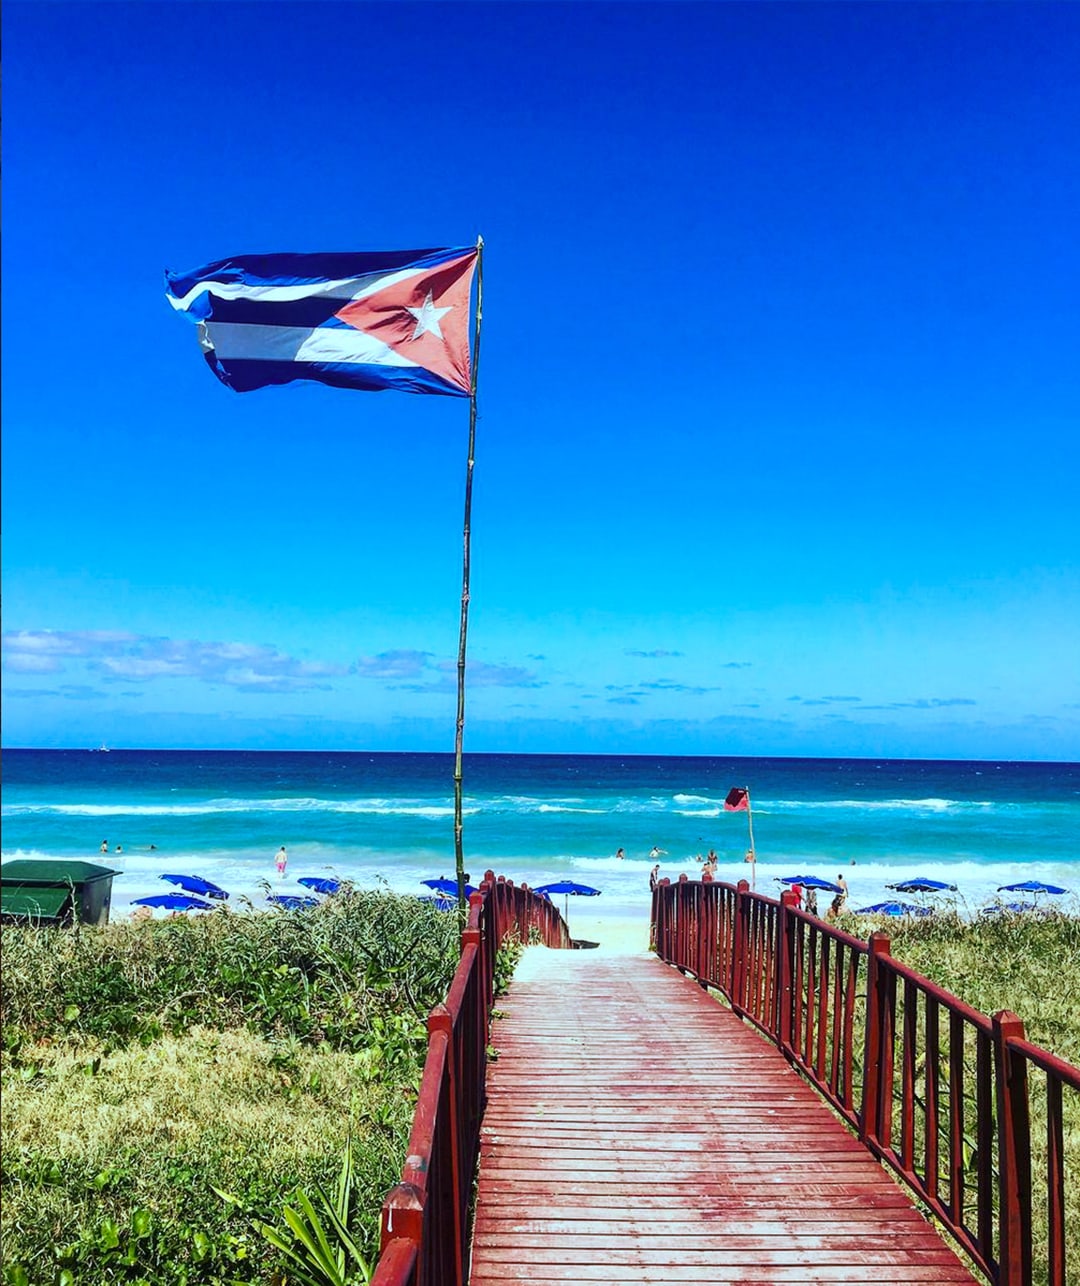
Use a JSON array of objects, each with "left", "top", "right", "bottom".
[{"left": 334, "top": 251, "right": 477, "bottom": 393}]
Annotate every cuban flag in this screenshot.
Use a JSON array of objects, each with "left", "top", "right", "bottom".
[{"left": 165, "top": 246, "right": 478, "bottom": 397}]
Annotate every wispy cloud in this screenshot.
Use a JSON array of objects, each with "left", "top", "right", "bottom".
[
  {"left": 862, "top": 697, "right": 977, "bottom": 710},
  {"left": 2, "top": 630, "right": 137, "bottom": 674},
  {"left": 3, "top": 683, "right": 108, "bottom": 701},
  {"left": 3, "top": 630, "right": 347, "bottom": 694},
  {"left": 353, "top": 649, "right": 433, "bottom": 680},
  {"left": 788, "top": 694, "right": 862, "bottom": 706},
  {"left": 788, "top": 691, "right": 975, "bottom": 712},
  {"left": 639, "top": 679, "right": 720, "bottom": 695},
  {"left": 392, "top": 658, "right": 545, "bottom": 695},
  {"left": 3, "top": 631, "right": 547, "bottom": 700},
  {"left": 624, "top": 649, "right": 684, "bottom": 659}
]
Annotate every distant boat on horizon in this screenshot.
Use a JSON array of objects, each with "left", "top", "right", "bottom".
[{"left": 90, "top": 744, "right": 110, "bottom": 753}]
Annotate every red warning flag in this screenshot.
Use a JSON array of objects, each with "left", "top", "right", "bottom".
[{"left": 724, "top": 787, "right": 750, "bottom": 812}]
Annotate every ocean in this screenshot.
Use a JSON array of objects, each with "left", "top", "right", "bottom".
[{"left": 2, "top": 750, "right": 1078, "bottom": 921}]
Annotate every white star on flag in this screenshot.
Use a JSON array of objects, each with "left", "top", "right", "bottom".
[{"left": 407, "top": 290, "right": 453, "bottom": 341}]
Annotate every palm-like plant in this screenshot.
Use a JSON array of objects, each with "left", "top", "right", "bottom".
[{"left": 255, "top": 1143, "right": 371, "bottom": 1286}]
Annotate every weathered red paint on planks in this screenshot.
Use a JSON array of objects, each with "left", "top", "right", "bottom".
[
  {"left": 469, "top": 952, "right": 981, "bottom": 1286},
  {"left": 372, "top": 874, "right": 572, "bottom": 1286}
]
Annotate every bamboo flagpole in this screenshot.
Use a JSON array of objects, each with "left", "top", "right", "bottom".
[{"left": 453, "top": 236, "right": 484, "bottom": 909}]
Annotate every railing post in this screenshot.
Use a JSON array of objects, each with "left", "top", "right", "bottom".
[
  {"left": 427, "top": 1004, "right": 463, "bottom": 1286},
  {"left": 464, "top": 891, "right": 487, "bottom": 1034},
  {"left": 732, "top": 879, "right": 749, "bottom": 1015},
  {"left": 777, "top": 890, "right": 797, "bottom": 1054},
  {"left": 700, "top": 870, "right": 713, "bottom": 988},
  {"left": 677, "top": 874, "right": 689, "bottom": 970},
  {"left": 656, "top": 878, "right": 670, "bottom": 959},
  {"left": 379, "top": 1181, "right": 424, "bottom": 1253},
  {"left": 993, "top": 1009, "right": 1033, "bottom": 1286},
  {"left": 694, "top": 869, "right": 714, "bottom": 987},
  {"left": 860, "top": 930, "right": 893, "bottom": 1148}
]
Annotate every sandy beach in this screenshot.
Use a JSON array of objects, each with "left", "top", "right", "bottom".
[{"left": 559, "top": 904, "right": 653, "bottom": 956}]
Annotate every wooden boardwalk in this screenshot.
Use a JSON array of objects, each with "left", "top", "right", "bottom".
[{"left": 470, "top": 949, "right": 981, "bottom": 1285}]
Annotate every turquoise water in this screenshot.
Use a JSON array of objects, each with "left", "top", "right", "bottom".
[{"left": 2, "top": 750, "right": 1077, "bottom": 919}]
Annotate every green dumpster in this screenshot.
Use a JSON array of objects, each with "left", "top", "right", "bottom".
[{"left": 0, "top": 860, "right": 121, "bottom": 926}]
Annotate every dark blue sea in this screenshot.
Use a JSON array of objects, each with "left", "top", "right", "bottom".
[{"left": 2, "top": 750, "right": 1077, "bottom": 919}]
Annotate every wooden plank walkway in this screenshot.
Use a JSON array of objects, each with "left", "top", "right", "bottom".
[{"left": 470, "top": 949, "right": 981, "bottom": 1285}]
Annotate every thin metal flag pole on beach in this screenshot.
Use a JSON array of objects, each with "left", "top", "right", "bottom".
[
  {"left": 453, "top": 237, "right": 484, "bottom": 909},
  {"left": 746, "top": 791, "right": 756, "bottom": 891},
  {"left": 724, "top": 785, "right": 756, "bottom": 890}
]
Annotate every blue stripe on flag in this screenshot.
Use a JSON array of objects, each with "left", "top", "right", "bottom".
[
  {"left": 194, "top": 297, "right": 358, "bottom": 328},
  {"left": 204, "top": 356, "right": 469, "bottom": 397}
]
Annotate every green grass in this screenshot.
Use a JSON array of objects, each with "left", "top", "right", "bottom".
[
  {"left": 874, "top": 907, "right": 1080, "bottom": 1061},
  {"left": 1, "top": 892, "right": 460, "bottom": 1285},
  {"left": 839, "top": 908, "right": 1080, "bottom": 1286}
]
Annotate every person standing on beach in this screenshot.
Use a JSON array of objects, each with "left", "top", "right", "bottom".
[
  {"left": 827, "top": 873, "right": 848, "bottom": 920},
  {"left": 275, "top": 846, "right": 288, "bottom": 878},
  {"left": 649, "top": 864, "right": 660, "bottom": 892}
]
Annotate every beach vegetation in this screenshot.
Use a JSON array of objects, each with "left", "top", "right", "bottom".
[
  {"left": 246, "top": 1140, "right": 372, "bottom": 1286},
  {"left": 869, "top": 906, "right": 1080, "bottom": 1062},
  {"left": 1, "top": 892, "right": 458, "bottom": 1285},
  {"left": 834, "top": 907, "right": 1080, "bottom": 1286}
]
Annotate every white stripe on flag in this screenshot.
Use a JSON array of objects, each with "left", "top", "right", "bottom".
[
  {"left": 167, "top": 266, "right": 425, "bottom": 312},
  {"left": 203, "top": 322, "right": 420, "bottom": 368}
]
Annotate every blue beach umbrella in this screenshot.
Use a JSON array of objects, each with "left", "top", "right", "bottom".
[
  {"left": 854, "top": 901, "right": 933, "bottom": 918},
  {"left": 532, "top": 880, "right": 601, "bottom": 928},
  {"left": 160, "top": 873, "right": 229, "bottom": 900},
  {"left": 421, "top": 877, "right": 477, "bottom": 898},
  {"left": 298, "top": 877, "right": 340, "bottom": 895},
  {"left": 134, "top": 893, "right": 213, "bottom": 912},
  {"left": 887, "top": 877, "right": 957, "bottom": 893},
  {"left": 997, "top": 881, "right": 1069, "bottom": 896},
  {"left": 778, "top": 875, "right": 843, "bottom": 893},
  {"left": 267, "top": 894, "right": 319, "bottom": 910},
  {"left": 533, "top": 880, "right": 602, "bottom": 897}
]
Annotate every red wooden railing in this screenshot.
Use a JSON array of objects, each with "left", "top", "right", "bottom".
[
  {"left": 370, "top": 872, "right": 571, "bottom": 1286},
  {"left": 653, "top": 874, "right": 1080, "bottom": 1286}
]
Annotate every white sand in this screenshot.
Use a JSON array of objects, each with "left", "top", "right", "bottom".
[
  {"left": 511, "top": 911, "right": 652, "bottom": 983},
  {"left": 559, "top": 907, "right": 652, "bottom": 956}
]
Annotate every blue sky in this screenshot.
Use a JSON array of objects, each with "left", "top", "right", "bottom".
[{"left": 2, "top": 1, "right": 1078, "bottom": 759}]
